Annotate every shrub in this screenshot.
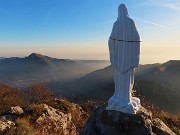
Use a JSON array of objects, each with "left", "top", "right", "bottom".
[
  {"left": 30, "top": 83, "right": 54, "bottom": 106},
  {"left": 55, "top": 103, "right": 69, "bottom": 114},
  {"left": 27, "top": 104, "right": 46, "bottom": 121}
]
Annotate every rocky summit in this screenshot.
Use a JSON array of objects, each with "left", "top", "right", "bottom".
[
  {"left": 0, "top": 96, "right": 178, "bottom": 135},
  {"left": 82, "top": 106, "right": 176, "bottom": 135},
  {"left": 0, "top": 99, "right": 89, "bottom": 135}
]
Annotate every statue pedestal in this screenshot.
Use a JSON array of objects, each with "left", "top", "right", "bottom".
[{"left": 106, "top": 96, "right": 141, "bottom": 114}]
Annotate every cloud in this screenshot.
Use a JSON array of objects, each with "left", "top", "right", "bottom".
[
  {"left": 141, "top": 0, "right": 180, "bottom": 11},
  {"left": 102, "top": 1, "right": 180, "bottom": 28},
  {"left": 132, "top": 17, "right": 168, "bottom": 29},
  {"left": 101, "top": 16, "right": 169, "bottom": 29},
  {"left": 133, "top": 0, "right": 180, "bottom": 11},
  {"left": 160, "top": 2, "right": 180, "bottom": 11},
  {"left": 166, "top": 22, "right": 178, "bottom": 26},
  {"left": 132, "top": 0, "right": 154, "bottom": 8}
]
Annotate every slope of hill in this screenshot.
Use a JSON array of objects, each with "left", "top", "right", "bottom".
[
  {"left": 136, "top": 60, "right": 180, "bottom": 86},
  {"left": 76, "top": 60, "right": 110, "bottom": 73},
  {"left": 49, "top": 64, "right": 159, "bottom": 98},
  {"left": 135, "top": 63, "right": 160, "bottom": 75},
  {"left": 135, "top": 60, "right": 180, "bottom": 112},
  {"left": 0, "top": 83, "right": 179, "bottom": 135},
  {"left": 50, "top": 62, "right": 180, "bottom": 112},
  {"left": 0, "top": 83, "right": 28, "bottom": 113}
]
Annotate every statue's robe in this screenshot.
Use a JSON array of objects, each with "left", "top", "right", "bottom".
[{"left": 106, "top": 4, "right": 141, "bottom": 114}]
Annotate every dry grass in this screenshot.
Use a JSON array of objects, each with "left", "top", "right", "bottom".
[
  {"left": 153, "top": 111, "right": 180, "bottom": 135},
  {"left": 16, "top": 118, "right": 34, "bottom": 135},
  {"left": 139, "top": 95, "right": 180, "bottom": 135}
]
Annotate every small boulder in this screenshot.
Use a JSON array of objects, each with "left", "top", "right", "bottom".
[
  {"left": 27, "top": 104, "right": 77, "bottom": 135},
  {"left": 10, "top": 106, "right": 24, "bottom": 115}
]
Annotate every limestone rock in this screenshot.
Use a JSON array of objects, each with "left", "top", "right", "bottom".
[
  {"left": 152, "top": 118, "right": 176, "bottom": 135},
  {"left": 82, "top": 106, "right": 176, "bottom": 135},
  {"left": 34, "top": 104, "right": 77, "bottom": 135},
  {"left": 0, "top": 116, "right": 15, "bottom": 133},
  {"left": 0, "top": 98, "right": 88, "bottom": 135},
  {"left": 10, "top": 106, "right": 24, "bottom": 115}
]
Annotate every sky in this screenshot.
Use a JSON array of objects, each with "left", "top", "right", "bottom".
[{"left": 0, "top": 0, "right": 180, "bottom": 64}]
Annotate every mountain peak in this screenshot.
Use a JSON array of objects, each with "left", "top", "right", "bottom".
[
  {"left": 27, "top": 53, "right": 53, "bottom": 61},
  {"left": 28, "top": 53, "right": 48, "bottom": 59},
  {"left": 26, "top": 53, "right": 53, "bottom": 65}
]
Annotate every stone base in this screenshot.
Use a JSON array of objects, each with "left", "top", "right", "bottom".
[
  {"left": 106, "top": 96, "right": 141, "bottom": 114},
  {"left": 82, "top": 106, "right": 176, "bottom": 135}
]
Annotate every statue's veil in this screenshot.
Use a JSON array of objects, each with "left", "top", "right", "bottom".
[{"left": 118, "top": 4, "right": 129, "bottom": 19}]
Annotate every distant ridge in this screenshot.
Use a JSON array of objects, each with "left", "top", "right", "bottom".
[
  {"left": 0, "top": 53, "right": 86, "bottom": 88},
  {"left": 0, "top": 53, "right": 110, "bottom": 90},
  {"left": 160, "top": 60, "right": 180, "bottom": 72}
]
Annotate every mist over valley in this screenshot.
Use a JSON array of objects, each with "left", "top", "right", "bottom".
[{"left": 0, "top": 53, "right": 179, "bottom": 112}]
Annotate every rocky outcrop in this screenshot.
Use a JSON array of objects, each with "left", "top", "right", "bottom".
[
  {"left": 34, "top": 104, "right": 77, "bottom": 135},
  {"left": 82, "top": 106, "right": 176, "bottom": 135},
  {"left": 1, "top": 99, "right": 176, "bottom": 135},
  {"left": 0, "top": 116, "right": 15, "bottom": 133},
  {"left": 0, "top": 99, "right": 89, "bottom": 135}
]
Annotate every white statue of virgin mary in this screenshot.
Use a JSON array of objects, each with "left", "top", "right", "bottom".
[{"left": 106, "top": 4, "right": 141, "bottom": 114}]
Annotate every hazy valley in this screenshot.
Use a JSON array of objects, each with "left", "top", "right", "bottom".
[
  {"left": 0, "top": 53, "right": 109, "bottom": 90},
  {"left": 0, "top": 54, "right": 180, "bottom": 113}
]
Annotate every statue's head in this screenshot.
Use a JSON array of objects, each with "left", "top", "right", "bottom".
[{"left": 118, "top": 4, "right": 129, "bottom": 19}]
